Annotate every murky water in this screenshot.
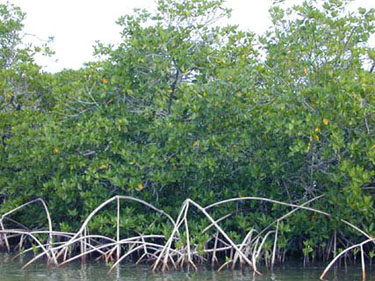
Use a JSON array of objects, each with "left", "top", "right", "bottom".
[{"left": 0, "top": 253, "right": 374, "bottom": 281}]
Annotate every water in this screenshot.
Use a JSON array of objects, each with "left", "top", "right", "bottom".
[{"left": 0, "top": 253, "right": 373, "bottom": 281}]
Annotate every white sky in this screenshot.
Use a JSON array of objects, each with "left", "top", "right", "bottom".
[{"left": 6, "top": 0, "right": 375, "bottom": 72}]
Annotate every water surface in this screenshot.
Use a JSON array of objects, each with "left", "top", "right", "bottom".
[{"left": 0, "top": 253, "right": 373, "bottom": 281}]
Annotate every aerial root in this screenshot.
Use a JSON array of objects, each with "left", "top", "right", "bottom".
[{"left": 1, "top": 194, "right": 372, "bottom": 278}]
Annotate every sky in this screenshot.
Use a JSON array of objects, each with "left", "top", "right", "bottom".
[{"left": 6, "top": 0, "right": 375, "bottom": 72}]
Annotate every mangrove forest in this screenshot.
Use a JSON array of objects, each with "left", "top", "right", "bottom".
[{"left": 1, "top": 0, "right": 375, "bottom": 280}]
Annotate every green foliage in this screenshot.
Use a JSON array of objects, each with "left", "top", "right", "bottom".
[{"left": 1, "top": 0, "right": 375, "bottom": 259}]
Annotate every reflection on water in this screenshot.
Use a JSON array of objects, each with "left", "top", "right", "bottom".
[{"left": 0, "top": 253, "right": 374, "bottom": 281}]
